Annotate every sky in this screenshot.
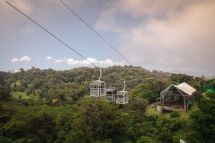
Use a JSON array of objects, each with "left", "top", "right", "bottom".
[{"left": 0, "top": 0, "right": 215, "bottom": 76}]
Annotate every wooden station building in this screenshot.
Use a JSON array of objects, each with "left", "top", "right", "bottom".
[{"left": 157, "top": 82, "right": 196, "bottom": 113}]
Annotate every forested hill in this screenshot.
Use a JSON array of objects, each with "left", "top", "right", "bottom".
[
  {"left": 0, "top": 65, "right": 206, "bottom": 104},
  {"left": 0, "top": 66, "right": 173, "bottom": 102},
  {"left": 1, "top": 66, "right": 215, "bottom": 143},
  {"left": 0, "top": 65, "right": 171, "bottom": 89}
]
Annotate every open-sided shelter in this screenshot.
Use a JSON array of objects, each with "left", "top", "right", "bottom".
[{"left": 157, "top": 82, "right": 196, "bottom": 112}]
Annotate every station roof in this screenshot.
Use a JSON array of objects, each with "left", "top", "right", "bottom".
[
  {"left": 175, "top": 82, "right": 196, "bottom": 96},
  {"left": 161, "top": 82, "right": 196, "bottom": 96}
]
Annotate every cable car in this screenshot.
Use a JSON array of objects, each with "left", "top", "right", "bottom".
[
  {"left": 116, "top": 81, "right": 129, "bottom": 104},
  {"left": 106, "top": 87, "right": 117, "bottom": 101},
  {"left": 90, "top": 68, "right": 106, "bottom": 97}
]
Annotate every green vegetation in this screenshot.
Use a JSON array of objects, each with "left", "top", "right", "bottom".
[
  {"left": 146, "top": 103, "right": 199, "bottom": 121},
  {"left": 0, "top": 66, "right": 214, "bottom": 143}
]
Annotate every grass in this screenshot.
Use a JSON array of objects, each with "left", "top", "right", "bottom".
[
  {"left": 145, "top": 104, "right": 160, "bottom": 116},
  {"left": 145, "top": 103, "right": 171, "bottom": 119},
  {"left": 11, "top": 92, "right": 39, "bottom": 101},
  {"left": 145, "top": 102, "right": 199, "bottom": 120}
]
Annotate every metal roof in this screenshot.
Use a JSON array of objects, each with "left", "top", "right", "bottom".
[
  {"left": 175, "top": 82, "right": 196, "bottom": 96},
  {"left": 90, "top": 80, "right": 105, "bottom": 85},
  {"left": 161, "top": 82, "right": 196, "bottom": 97},
  {"left": 106, "top": 87, "right": 117, "bottom": 92}
]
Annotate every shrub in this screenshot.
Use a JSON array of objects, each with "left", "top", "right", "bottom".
[
  {"left": 193, "top": 91, "right": 203, "bottom": 102},
  {"left": 170, "top": 112, "right": 180, "bottom": 118},
  {"left": 205, "top": 92, "right": 215, "bottom": 100}
]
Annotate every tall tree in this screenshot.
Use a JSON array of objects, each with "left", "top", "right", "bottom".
[
  {"left": 188, "top": 98, "right": 215, "bottom": 143},
  {"left": 0, "top": 85, "right": 10, "bottom": 101}
]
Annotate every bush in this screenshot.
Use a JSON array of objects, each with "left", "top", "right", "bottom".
[
  {"left": 0, "top": 136, "right": 12, "bottom": 143},
  {"left": 137, "top": 136, "right": 157, "bottom": 143},
  {"left": 0, "top": 85, "right": 10, "bottom": 101},
  {"left": 193, "top": 91, "right": 203, "bottom": 102},
  {"left": 205, "top": 92, "right": 215, "bottom": 100},
  {"left": 170, "top": 112, "right": 180, "bottom": 118}
]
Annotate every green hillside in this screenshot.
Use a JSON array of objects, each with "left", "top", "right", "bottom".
[{"left": 0, "top": 66, "right": 214, "bottom": 143}]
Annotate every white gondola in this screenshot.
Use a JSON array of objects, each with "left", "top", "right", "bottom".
[
  {"left": 116, "top": 81, "right": 129, "bottom": 104},
  {"left": 90, "top": 68, "right": 106, "bottom": 97},
  {"left": 106, "top": 87, "right": 117, "bottom": 101}
]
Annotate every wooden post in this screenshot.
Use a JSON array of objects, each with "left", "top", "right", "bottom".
[
  {"left": 162, "top": 95, "right": 165, "bottom": 106},
  {"left": 183, "top": 96, "right": 186, "bottom": 111}
]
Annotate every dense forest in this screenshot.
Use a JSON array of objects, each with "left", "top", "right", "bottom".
[{"left": 0, "top": 66, "right": 215, "bottom": 143}]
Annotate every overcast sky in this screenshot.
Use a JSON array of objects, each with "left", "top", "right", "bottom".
[{"left": 0, "top": 0, "right": 215, "bottom": 76}]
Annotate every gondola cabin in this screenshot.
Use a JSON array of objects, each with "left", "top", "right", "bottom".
[
  {"left": 116, "top": 90, "right": 128, "bottom": 104},
  {"left": 90, "top": 68, "right": 106, "bottom": 97},
  {"left": 106, "top": 87, "right": 117, "bottom": 101},
  {"left": 116, "top": 81, "right": 129, "bottom": 104},
  {"left": 90, "top": 80, "right": 106, "bottom": 97}
]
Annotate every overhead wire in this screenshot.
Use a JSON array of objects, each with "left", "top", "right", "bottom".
[
  {"left": 4, "top": 0, "right": 100, "bottom": 70},
  {"left": 59, "top": 0, "right": 132, "bottom": 65}
]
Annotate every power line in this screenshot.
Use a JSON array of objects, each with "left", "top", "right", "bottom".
[
  {"left": 4, "top": 0, "right": 99, "bottom": 69},
  {"left": 59, "top": 0, "right": 132, "bottom": 65}
]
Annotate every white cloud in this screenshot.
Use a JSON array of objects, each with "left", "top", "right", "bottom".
[
  {"left": 46, "top": 56, "right": 52, "bottom": 60},
  {"left": 95, "top": 0, "right": 215, "bottom": 76},
  {"left": 1, "top": 0, "right": 33, "bottom": 15},
  {"left": 50, "top": 57, "right": 124, "bottom": 67},
  {"left": 11, "top": 56, "right": 32, "bottom": 63},
  {"left": 54, "top": 59, "right": 64, "bottom": 64},
  {"left": 66, "top": 58, "right": 124, "bottom": 67}
]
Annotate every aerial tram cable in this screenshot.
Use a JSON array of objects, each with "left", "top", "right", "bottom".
[
  {"left": 3, "top": 0, "right": 98, "bottom": 68},
  {"left": 4, "top": 0, "right": 106, "bottom": 97},
  {"left": 59, "top": 0, "right": 132, "bottom": 65}
]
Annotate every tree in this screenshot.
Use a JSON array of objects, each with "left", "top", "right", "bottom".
[
  {"left": 26, "top": 113, "right": 57, "bottom": 143},
  {"left": 69, "top": 97, "right": 131, "bottom": 143},
  {"left": 127, "top": 98, "right": 148, "bottom": 111},
  {"left": 48, "top": 83, "right": 87, "bottom": 104},
  {"left": 131, "top": 80, "right": 167, "bottom": 103},
  {"left": 205, "top": 92, "right": 215, "bottom": 100},
  {"left": 0, "top": 85, "right": 10, "bottom": 101},
  {"left": 0, "top": 136, "right": 12, "bottom": 143},
  {"left": 0, "top": 73, "right": 5, "bottom": 86},
  {"left": 169, "top": 74, "right": 193, "bottom": 84},
  {"left": 188, "top": 99, "right": 215, "bottom": 143},
  {"left": 192, "top": 91, "right": 203, "bottom": 102},
  {"left": 137, "top": 136, "right": 157, "bottom": 143},
  {"left": 193, "top": 76, "right": 206, "bottom": 91}
]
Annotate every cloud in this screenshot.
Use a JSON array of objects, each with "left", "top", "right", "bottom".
[
  {"left": 1, "top": 0, "right": 33, "bottom": 15},
  {"left": 13, "top": 0, "right": 33, "bottom": 14},
  {"left": 21, "top": 24, "right": 36, "bottom": 33},
  {"left": 66, "top": 58, "right": 124, "bottom": 67},
  {"left": 11, "top": 56, "right": 32, "bottom": 63},
  {"left": 95, "top": 0, "right": 215, "bottom": 76},
  {"left": 54, "top": 59, "right": 64, "bottom": 64},
  {"left": 46, "top": 56, "right": 52, "bottom": 60},
  {"left": 49, "top": 57, "right": 124, "bottom": 67}
]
